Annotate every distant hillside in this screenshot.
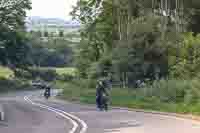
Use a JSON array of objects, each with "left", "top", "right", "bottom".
[{"left": 25, "top": 16, "right": 80, "bottom": 32}]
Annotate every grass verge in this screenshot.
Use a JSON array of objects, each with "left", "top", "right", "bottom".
[{"left": 55, "top": 80, "right": 200, "bottom": 115}]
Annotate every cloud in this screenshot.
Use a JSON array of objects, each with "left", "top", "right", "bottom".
[{"left": 27, "top": 0, "right": 77, "bottom": 20}]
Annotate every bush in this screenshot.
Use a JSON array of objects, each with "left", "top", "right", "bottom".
[
  {"left": 87, "top": 62, "right": 99, "bottom": 79},
  {"left": 0, "top": 78, "right": 33, "bottom": 92},
  {"left": 169, "top": 33, "right": 200, "bottom": 79},
  {"left": 59, "top": 74, "right": 74, "bottom": 82},
  {"left": 70, "top": 79, "right": 88, "bottom": 88},
  {"left": 41, "top": 69, "right": 58, "bottom": 81},
  {"left": 184, "top": 79, "right": 200, "bottom": 104},
  {"left": 87, "top": 78, "right": 97, "bottom": 88},
  {"left": 14, "top": 69, "right": 32, "bottom": 79},
  {"left": 28, "top": 68, "right": 58, "bottom": 81},
  {"left": 139, "top": 79, "right": 200, "bottom": 104},
  {"left": 69, "top": 78, "right": 97, "bottom": 89}
]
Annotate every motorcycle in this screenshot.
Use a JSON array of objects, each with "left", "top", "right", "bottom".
[
  {"left": 44, "top": 89, "right": 50, "bottom": 100},
  {"left": 98, "top": 93, "right": 109, "bottom": 111}
]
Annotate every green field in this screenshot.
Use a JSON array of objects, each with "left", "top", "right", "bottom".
[
  {"left": 0, "top": 66, "right": 14, "bottom": 79},
  {"left": 0, "top": 66, "right": 78, "bottom": 80},
  {"left": 36, "top": 67, "right": 78, "bottom": 76},
  {"left": 30, "top": 26, "right": 79, "bottom": 34},
  {"left": 54, "top": 67, "right": 78, "bottom": 76}
]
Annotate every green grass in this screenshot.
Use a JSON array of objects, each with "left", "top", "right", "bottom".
[
  {"left": 0, "top": 66, "right": 14, "bottom": 79},
  {"left": 55, "top": 80, "right": 200, "bottom": 115},
  {"left": 36, "top": 67, "right": 78, "bottom": 76},
  {"left": 54, "top": 67, "right": 78, "bottom": 76},
  {"left": 55, "top": 81, "right": 95, "bottom": 102}
]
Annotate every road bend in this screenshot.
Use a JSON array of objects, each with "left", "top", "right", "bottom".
[{"left": 1, "top": 90, "right": 200, "bottom": 133}]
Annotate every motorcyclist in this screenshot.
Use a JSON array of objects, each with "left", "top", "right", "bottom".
[
  {"left": 44, "top": 84, "right": 51, "bottom": 99},
  {"left": 96, "top": 72, "right": 112, "bottom": 111},
  {"left": 96, "top": 80, "right": 104, "bottom": 111}
]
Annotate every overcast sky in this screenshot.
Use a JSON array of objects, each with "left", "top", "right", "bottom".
[{"left": 27, "top": 0, "right": 78, "bottom": 20}]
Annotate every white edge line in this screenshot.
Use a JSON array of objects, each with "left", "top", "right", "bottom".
[
  {"left": 34, "top": 104, "right": 78, "bottom": 133},
  {"left": 36, "top": 103, "right": 88, "bottom": 133},
  {"left": 24, "top": 96, "right": 78, "bottom": 133},
  {"left": 24, "top": 96, "right": 88, "bottom": 133},
  {"left": 24, "top": 96, "right": 200, "bottom": 130}
]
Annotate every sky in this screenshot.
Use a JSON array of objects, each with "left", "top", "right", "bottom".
[{"left": 27, "top": 0, "right": 78, "bottom": 20}]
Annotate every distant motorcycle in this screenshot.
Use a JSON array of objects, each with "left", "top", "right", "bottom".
[
  {"left": 44, "top": 86, "right": 51, "bottom": 100},
  {"left": 44, "top": 91, "right": 50, "bottom": 99}
]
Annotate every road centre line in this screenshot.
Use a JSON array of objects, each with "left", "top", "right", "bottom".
[{"left": 24, "top": 96, "right": 88, "bottom": 133}]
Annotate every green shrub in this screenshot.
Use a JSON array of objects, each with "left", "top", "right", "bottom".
[
  {"left": 169, "top": 33, "right": 200, "bottom": 79},
  {"left": 0, "top": 78, "right": 33, "bottom": 92},
  {"left": 70, "top": 79, "right": 88, "bottom": 88},
  {"left": 87, "top": 62, "right": 99, "bottom": 79},
  {"left": 59, "top": 74, "right": 74, "bottom": 81},
  {"left": 14, "top": 69, "right": 32, "bottom": 79},
  {"left": 41, "top": 69, "right": 57, "bottom": 81},
  {"left": 184, "top": 79, "right": 200, "bottom": 104},
  {"left": 67, "top": 78, "right": 97, "bottom": 89},
  {"left": 139, "top": 79, "right": 200, "bottom": 104},
  {"left": 28, "top": 68, "right": 58, "bottom": 81},
  {"left": 87, "top": 78, "right": 97, "bottom": 88}
]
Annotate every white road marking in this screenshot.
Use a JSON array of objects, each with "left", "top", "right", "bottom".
[
  {"left": 24, "top": 96, "right": 88, "bottom": 133},
  {"left": 24, "top": 96, "right": 78, "bottom": 133}
]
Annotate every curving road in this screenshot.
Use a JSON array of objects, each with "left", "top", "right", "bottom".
[{"left": 0, "top": 90, "right": 200, "bottom": 133}]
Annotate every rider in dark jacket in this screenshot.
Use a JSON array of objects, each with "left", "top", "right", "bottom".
[
  {"left": 44, "top": 84, "right": 51, "bottom": 99},
  {"left": 96, "top": 75, "right": 112, "bottom": 111}
]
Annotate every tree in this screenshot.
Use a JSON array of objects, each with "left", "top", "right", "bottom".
[
  {"left": 44, "top": 31, "right": 49, "bottom": 37},
  {"left": 0, "top": 0, "right": 32, "bottom": 72},
  {"left": 29, "top": 36, "right": 73, "bottom": 67},
  {"left": 71, "top": 0, "right": 198, "bottom": 87},
  {"left": 71, "top": 0, "right": 113, "bottom": 78},
  {"left": 59, "top": 30, "right": 64, "bottom": 37},
  {"left": 0, "top": 0, "right": 31, "bottom": 30},
  {"left": 188, "top": 9, "right": 200, "bottom": 35},
  {"left": 37, "top": 31, "right": 42, "bottom": 37}
]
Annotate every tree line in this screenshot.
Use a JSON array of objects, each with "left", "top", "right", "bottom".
[
  {"left": 71, "top": 0, "right": 200, "bottom": 88},
  {"left": 30, "top": 30, "right": 65, "bottom": 38},
  {"left": 0, "top": 0, "right": 74, "bottom": 75}
]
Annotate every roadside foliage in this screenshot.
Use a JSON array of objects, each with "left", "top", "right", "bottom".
[{"left": 66, "top": 0, "right": 200, "bottom": 113}]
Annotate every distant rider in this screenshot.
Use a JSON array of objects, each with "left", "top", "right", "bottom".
[{"left": 44, "top": 84, "right": 51, "bottom": 99}]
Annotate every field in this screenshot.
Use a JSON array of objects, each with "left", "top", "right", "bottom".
[
  {"left": 36, "top": 67, "right": 78, "bottom": 76},
  {"left": 0, "top": 66, "right": 14, "bottom": 79},
  {"left": 30, "top": 26, "right": 80, "bottom": 35},
  {"left": 54, "top": 67, "right": 78, "bottom": 76},
  {"left": 0, "top": 66, "right": 77, "bottom": 77}
]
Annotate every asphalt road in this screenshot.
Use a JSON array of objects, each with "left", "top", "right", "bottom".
[{"left": 1, "top": 90, "right": 200, "bottom": 133}]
